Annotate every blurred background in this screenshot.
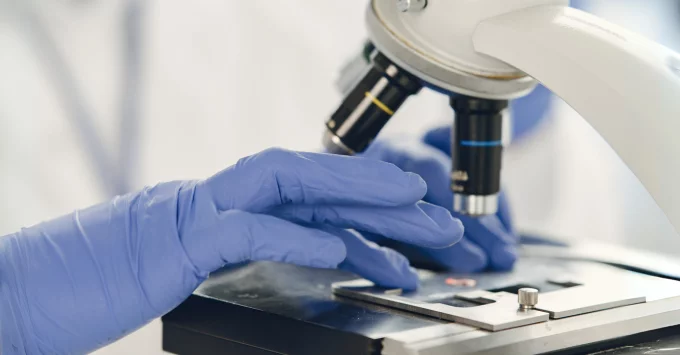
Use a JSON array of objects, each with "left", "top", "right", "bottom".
[{"left": 1, "top": 0, "right": 679, "bottom": 353}]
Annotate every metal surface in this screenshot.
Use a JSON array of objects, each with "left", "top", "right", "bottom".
[
  {"left": 332, "top": 258, "right": 680, "bottom": 335},
  {"left": 333, "top": 282, "right": 549, "bottom": 331},
  {"left": 535, "top": 284, "right": 645, "bottom": 319},
  {"left": 576, "top": 329, "right": 680, "bottom": 355},
  {"left": 322, "top": 130, "right": 354, "bottom": 155},
  {"left": 163, "top": 262, "right": 445, "bottom": 355},
  {"left": 521, "top": 242, "right": 680, "bottom": 281},
  {"left": 379, "top": 257, "right": 680, "bottom": 355},
  {"left": 383, "top": 296, "right": 680, "bottom": 355},
  {"left": 163, "top": 244, "right": 680, "bottom": 355},
  {"left": 453, "top": 193, "right": 499, "bottom": 216},
  {"left": 190, "top": 262, "right": 443, "bottom": 337},
  {"left": 396, "top": 0, "right": 426, "bottom": 12},
  {"left": 518, "top": 288, "right": 538, "bottom": 311},
  {"left": 365, "top": 0, "right": 538, "bottom": 99}
]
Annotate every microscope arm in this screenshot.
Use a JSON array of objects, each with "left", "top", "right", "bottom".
[{"left": 473, "top": 5, "right": 680, "bottom": 233}]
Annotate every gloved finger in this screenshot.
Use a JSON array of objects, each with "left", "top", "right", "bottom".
[
  {"left": 362, "top": 139, "right": 516, "bottom": 271},
  {"left": 496, "top": 192, "right": 516, "bottom": 235},
  {"left": 318, "top": 226, "right": 419, "bottom": 290},
  {"left": 362, "top": 139, "right": 454, "bottom": 209},
  {"left": 363, "top": 233, "right": 488, "bottom": 273},
  {"left": 423, "top": 125, "right": 452, "bottom": 156},
  {"left": 418, "top": 239, "right": 489, "bottom": 273},
  {"left": 510, "top": 84, "right": 553, "bottom": 141},
  {"left": 181, "top": 209, "right": 347, "bottom": 275},
  {"left": 268, "top": 201, "right": 463, "bottom": 249},
  {"left": 457, "top": 215, "right": 517, "bottom": 271},
  {"left": 200, "top": 148, "right": 427, "bottom": 214}
]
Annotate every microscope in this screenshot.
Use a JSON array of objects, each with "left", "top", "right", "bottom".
[
  {"left": 322, "top": 0, "right": 680, "bottom": 224},
  {"left": 162, "top": 2, "right": 680, "bottom": 354}
]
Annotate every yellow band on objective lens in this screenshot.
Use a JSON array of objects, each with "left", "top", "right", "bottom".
[{"left": 365, "top": 92, "right": 394, "bottom": 115}]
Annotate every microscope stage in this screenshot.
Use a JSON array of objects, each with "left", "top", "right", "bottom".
[
  {"left": 162, "top": 242, "right": 680, "bottom": 355},
  {"left": 332, "top": 261, "right": 659, "bottom": 332}
]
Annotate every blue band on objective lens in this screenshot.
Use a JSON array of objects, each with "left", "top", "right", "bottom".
[{"left": 460, "top": 140, "right": 503, "bottom": 147}]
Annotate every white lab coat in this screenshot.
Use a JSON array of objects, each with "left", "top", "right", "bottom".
[{"left": 0, "top": 1, "right": 678, "bottom": 354}]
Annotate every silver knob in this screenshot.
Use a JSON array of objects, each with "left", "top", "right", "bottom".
[
  {"left": 397, "top": 0, "right": 427, "bottom": 12},
  {"left": 518, "top": 288, "right": 539, "bottom": 311}
]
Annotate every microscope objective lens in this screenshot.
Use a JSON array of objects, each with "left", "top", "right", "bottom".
[
  {"left": 323, "top": 51, "right": 422, "bottom": 155},
  {"left": 450, "top": 96, "right": 507, "bottom": 216}
]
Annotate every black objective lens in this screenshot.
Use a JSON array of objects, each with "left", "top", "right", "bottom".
[
  {"left": 450, "top": 95, "right": 507, "bottom": 197},
  {"left": 324, "top": 51, "right": 422, "bottom": 155}
]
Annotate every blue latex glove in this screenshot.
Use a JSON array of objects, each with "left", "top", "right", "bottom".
[
  {"left": 0, "top": 148, "right": 462, "bottom": 355},
  {"left": 511, "top": 84, "right": 553, "bottom": 141},
  {"left": 362, "top": 129, "right": 518, "bottom": 273}
]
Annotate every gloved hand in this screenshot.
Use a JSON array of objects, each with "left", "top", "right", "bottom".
[
  {"left": 362, "top": 128, "right": 518, "bottom": 273},
  {"left": 0, "top": 148, "right": 462, "bottom": 355}
]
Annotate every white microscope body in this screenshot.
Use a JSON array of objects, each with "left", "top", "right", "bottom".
[{"left": 366, "top": 0, "right": 680, "bottom": 233}]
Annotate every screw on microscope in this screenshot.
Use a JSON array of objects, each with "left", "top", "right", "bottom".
[
  {"left": 518, "top": 288, "right": 539, "bottom": 311},
  {"left": 397, "top": 0, "right": 427, "bottom": 12}
]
